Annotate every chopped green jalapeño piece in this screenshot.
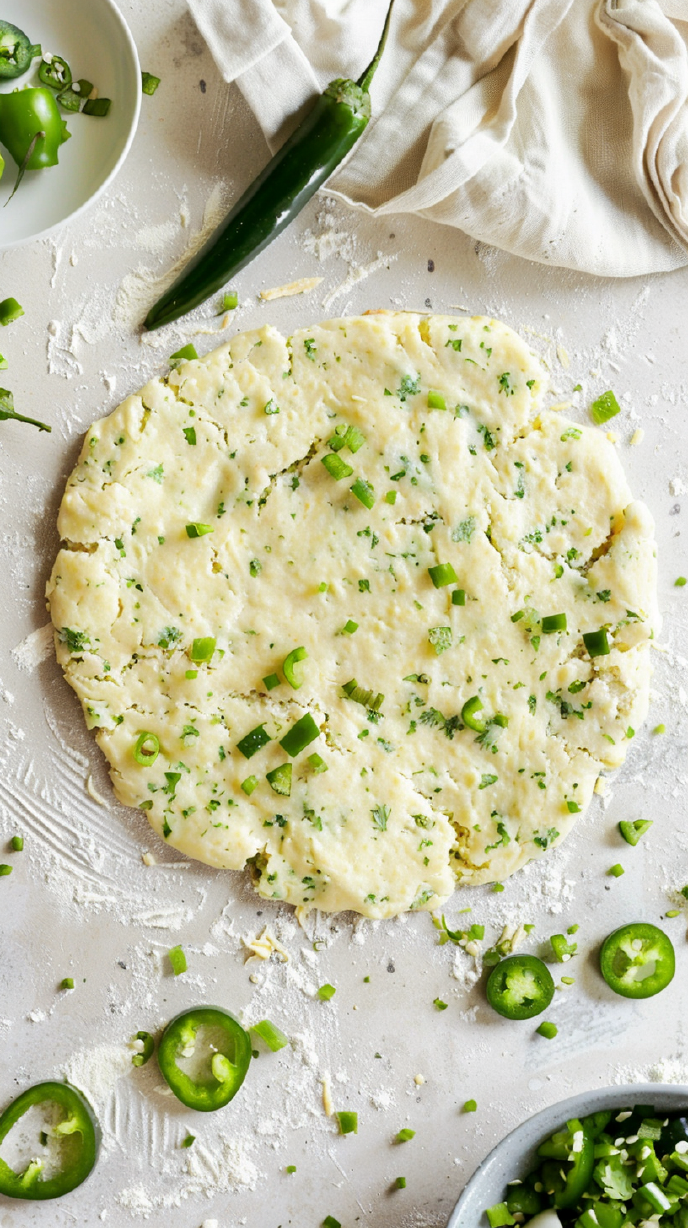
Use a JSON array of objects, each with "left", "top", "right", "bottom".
[
  {"left": 322, "top": 453, "right": 354, "bottom": 480},
  {"left": 185, "top": 523, "right": 214, "bottom": 538},
  {"left": 583, "top": 628, "right": 610, "bottom": 657},
  {"left": 237, "top": 723, "right": 272, "bottom": 759},
  {"left": 618, "top": 819, "right": 653, "bottom": 846},
  {"left": 251, "top": 1019, "right": 288, "bottom": 1051},
  {"left": 591, "top": 390, "right": 621, "bottom": 425},
  {"left": 542, "top": 613, "right": 567, "bottom": 634},
  {"left": 169, "top": 344, "right": 198, "bottom": 366},
  {"left": 350, "top": 478, "right": 375, "bottom": 509},
  {"left": 141, "top": 71, "right": 161, "bottom": 95},
  {"left": 279, "top": 712, "right": 319, "bottom": 757},
  {"left": 428, "top": 562, "right": 458, "bottom": 588},
  {"left": 461, "top": 695, "right": 485, "bottom": 732},
  {"left": 190, "top": 636, "right": 215, "bottom": 662},
  {"left": 283, "top": 646, "right": 307, "bottom": 689},
  {"left": 266, "top": 763, "right": 292, "bottom": 796}
]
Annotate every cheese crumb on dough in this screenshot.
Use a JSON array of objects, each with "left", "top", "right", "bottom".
[{"left": 47, "top": 312, "right": 659, "bottom": 919}]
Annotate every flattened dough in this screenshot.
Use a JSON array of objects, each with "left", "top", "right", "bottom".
[{"left": 47, "top": 313, "right": 659, "bottom": 918}]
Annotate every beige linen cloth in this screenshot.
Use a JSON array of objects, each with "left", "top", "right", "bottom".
[{"left": 187, "top": 0, "right": 688, "bottom": 277}]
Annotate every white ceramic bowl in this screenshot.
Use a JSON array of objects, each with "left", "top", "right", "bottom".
[
  {"left": 0, "top": 0, "right": 140, "bottom": 246},
  {"left": 449, "top": 1084, "right": 688, "bottom": 1228}
]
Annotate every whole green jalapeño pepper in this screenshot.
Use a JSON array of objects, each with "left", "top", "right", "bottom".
[
  {"left": 145, "top": 0, "right": 394, "bottom": 329},
  {"left": 0, "top": 1081, "right": 100, "bottom": 1200},
  {"left": 157, "top": 1006, "right": 251, "bottom": 1111},
  {"left": 0, "top": 87, "right": 70, "bottom": 171}
]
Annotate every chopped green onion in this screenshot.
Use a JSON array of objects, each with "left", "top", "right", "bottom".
[
  {"left": 675, "top": 576, "right": 687, "bottom": 587},
  {"left": 492, "top": 883, "right": 504, "bottom": 892},
  {"left": 263, "top": 673, "right": 280, "bottom": 690},
  {"left": 308, "top": 752, "right": 328, "bottom": 773},
  {"left": 590, "top": 390, "right": 621, "bottom": 425},
  {"left": 433, "top": 998, "right": 448, "bottom": 1010},
  {"left": 183, "top": 426, "right": 196, "bottom": 445},
  {"left": 237, "top": 724, "right": 271, "bottom": 759},
  {"left": 266, "top": 763, "right": 292, "bottom": 796},
  {"left": 60, "top": 977, "right": 74, "bottom": 990},
  {"left": 427, "top": 391, "right": 446, "bottom": 410},
  {"left": 653, "top": 724, "right": 665, "bottom": 734},
  {"left": 168, "top": 945, "right": 187, "bottom": 975},
  {"left": 321, "top": 453, "right": 353, "bottom": 480},
  {"left": 283, "top": 646, "right": 307, "bottom": 689},
  {"left": 619, "top": 819, "right": 653, "bottom": 845},
  {"left": 542, "top": 613, "right": 567, "bottom": 634},
  {"left": 264, "top": 399, "right": 280, "bottom": 414},
  {"left": 10, "top": 836, "right": 23, "bottom": 851},
  {"left": 350, "top": 478, "right": 375, "bottom": 509},
  {"left": 452, "top": 589, "right": 466, "bottom": 606},
  {"left": 0, "top": 355, "right": 7, "bottom": 370},
  {"left": 169, "top": 344, "right": 198, "bottom": 366},
  {"left": 666, "top": 909, "right": 680, "bottom": 918},
  {"left": 280, "top": 712, "right": 319, "bottom": 757},
  {"left": 463, "top": 1099, "right": 477, "bottom": 1112},
  {"left": 286, "top": 1164, "right": 296, "bottom": 1173},
  {"left": 83, "top": 97, "right": 112, "bottom": 116},
  {"left": 190, "top": 636, "right": 215, "bottom": 661},
  {"left": 342, "top": 619, "right": 358, "bottom": 634},
  {"left": 318, "top": 983, "right": 336, "bottom": 1000},
  {"left": 461, "top": 695, "right": 485, "bottom": 732},
  {"left": 252, "top": 1020, "right": 289, "bottom": 1051},
  {"left": 395, "top": 1176, "right": 407, "bottom": 1189},
  {"left": 342, "top": 679, "right": 384, "bottom": 712},
  {"left": 185, "top": 669, "right": 198, "bottom": 679},
  {"left": 131, "top": 1031, "right": 155, "bottom": 1067},
  {"left": 0, "top": 864, "right": 14, "bottom": 877},
  {"left": 328, "top": 424, "right": 366, "bottom": 453},
  {"left": 583, "top": 628, "right": 610, "bottom": 657},
  {"left": 396, "top": 1128, "right": 415, "bottom": 1143},
  {"left": 241, "top": 776, "right": 258, "bottom": 796},
  {"left": 133, "top": 732, "right": 160, "bottom": 766},
  {"left": 185, "top": 522, "right": 214, "bottom": 537},
  {"left": 428, "top": 562, "right": 458, "bottom": 588},
  {"left": 608, "top": 863, "right": 625, "bottom": 878},
  {"left": 336, "top": 1111, "right": 358, "bottom": 1135},
  {"left": 384, "top": 491, "right": 397, "bottom": 505},
  {"left": 566, "top": 800, "right": 581, "bottom": 813},
  {"left": 536, "top": 1021, "right": 558, "bottom": 1039},
  {"left": 220, "top": 291, "right": 238, "bottom": 311},
  {"left": 322, "top": 1218, "right": 341, "bottom": 1228},
  {"left": 141, "top": 71, "right": 161, "bottom": 95},
  {"left": 0, "top": 298, "right": 24, "bottom": 327},
  {"left": 486, "top": 1204, "right": 516, "bottom": 1228},
  {"left": 182, "top": 1134, "right": 195, "bottom": 1148}
]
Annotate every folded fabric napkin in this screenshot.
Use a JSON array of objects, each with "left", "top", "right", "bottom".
[{"left": 188, "top": 0, "right": 688, "bottom": 277}]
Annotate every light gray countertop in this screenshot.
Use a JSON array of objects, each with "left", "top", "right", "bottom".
[{"left": 0, "top": 3, "right": 686, "bottom": 1226}]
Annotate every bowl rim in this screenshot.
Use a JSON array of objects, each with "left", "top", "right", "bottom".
[
  {"left": 0, "top": 0, "right": 141, "bottom": 250},
  {"left": 448, "top": 1082, "right": 688, "bottom": 1228}
]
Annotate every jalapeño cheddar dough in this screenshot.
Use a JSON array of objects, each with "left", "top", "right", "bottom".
[{"left": 47, "top": 313, "right": 659, "bottom": 918}]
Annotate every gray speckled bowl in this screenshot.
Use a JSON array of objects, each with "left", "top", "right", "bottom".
[{"left": 448, "top": 1084, "right": 688, "bottom": 1228}]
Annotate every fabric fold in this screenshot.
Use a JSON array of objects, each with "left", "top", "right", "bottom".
[{"left": 186, "top": 0, "right": 688, "bottom": 277}]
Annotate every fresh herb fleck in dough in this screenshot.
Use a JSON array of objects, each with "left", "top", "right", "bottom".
[{"left": 47, "top": 312, "right": 659, "bottom": 919}]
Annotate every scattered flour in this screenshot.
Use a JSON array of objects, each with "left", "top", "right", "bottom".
[
  {"left": 118, "top": 1138, "right": 259, "bottom": 1216},
  {"left": 11, "top": 623, "right": 54, "bottom": 671}
]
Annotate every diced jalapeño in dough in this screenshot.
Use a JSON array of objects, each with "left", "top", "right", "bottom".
[
  {"left": 237, "top": 724, "right": 272, "bottom": 759},
  {"left": 279, "top": 713, "right": 319, "bottom": 757},
  {"left": 542, "top": 613, "right": 567, "bottom": 634},
  {"left": 190, "top": 637, "right": 215, "bottom": 662},
  {"left": 583, "top": 628, "right": 610, "bottom": 657},
  {"left": 428, "top": 563, "right": 458, "bottom": 589}
]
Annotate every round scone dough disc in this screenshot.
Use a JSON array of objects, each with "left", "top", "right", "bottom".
[{"left": 48, "top": 312, "right": 659, "bottom": 919}]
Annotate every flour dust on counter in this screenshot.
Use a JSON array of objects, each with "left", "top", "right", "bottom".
[{"left": 47, "top": 312, "right": 659, "bottom": 919}]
